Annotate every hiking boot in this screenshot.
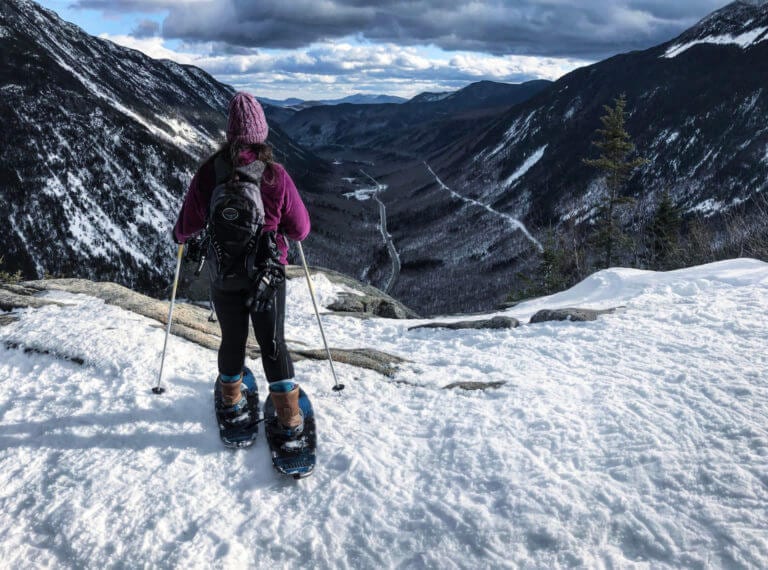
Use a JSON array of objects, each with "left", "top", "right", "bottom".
[
  {"left": 217, "top": 375, "right": 251, "bottom": 426},
  {"left": 269, "top": 381, "right": 303, "bottom": 437}
]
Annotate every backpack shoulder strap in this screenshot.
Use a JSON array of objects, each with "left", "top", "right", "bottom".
[{"left": 213, "top": 153, "right": 233, "bottom": 185}]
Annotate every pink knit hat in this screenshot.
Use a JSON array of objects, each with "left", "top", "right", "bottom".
[{"left": 226, "top": 92, "right": 269, "bottom": 145}]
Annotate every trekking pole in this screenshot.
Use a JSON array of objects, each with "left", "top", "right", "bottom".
[
  {"left": 297, "top": 241, "right": 345, "bottom": 392},
  {"left": 152, "top": 243, "right": 184, "bottom": 395}
]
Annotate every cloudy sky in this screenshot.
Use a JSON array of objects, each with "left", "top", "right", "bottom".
[{"left": 37, "top": 0, "right": 727, "bottom": 101}]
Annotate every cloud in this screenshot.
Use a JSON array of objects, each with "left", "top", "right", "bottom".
[
  {"left": 71, "top": 0, "right": 207, "bottom": 12},
  {"left": 103, "top": 33, "right": 589, "bottom": 99},
  {"left": 126, "top": 0, "right": 728, "bottom": 59},
  {"left": 88, "top": 0, "right": 728, "bottom": 100},
  {"left": 131, "top": 19, "right": 160, "bottom": 38}
]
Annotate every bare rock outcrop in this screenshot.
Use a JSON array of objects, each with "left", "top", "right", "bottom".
[
  {"left": 529, "top": 307, "right": 618, "bottom": 324},
  {"left": 3, "top": 279, "right": 406, "bottom": 377},
  {"left": 409, "top": 316, "right": 519, "bottom": 331}
]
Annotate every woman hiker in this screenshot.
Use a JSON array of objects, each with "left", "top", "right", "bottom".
[{"left": 173, "top": 92, "right": 310, "bottom": 435}]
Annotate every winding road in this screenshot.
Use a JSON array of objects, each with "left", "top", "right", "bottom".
[{"left": 359, "top": 169, "right": 401, "bottom": 293}]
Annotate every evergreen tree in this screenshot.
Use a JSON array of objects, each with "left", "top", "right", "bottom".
[
  {"left": 539, "top": 230, "right": 567, "bottom": 293},
  {"left": 649, "top": 191, "right": 682, "bottom": 269},
  {"left": 584, "top": 94, "right": 647, "bottom": 268}
]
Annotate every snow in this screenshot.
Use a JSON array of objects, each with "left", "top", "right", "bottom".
[
  {"left": 1, "top": 259, "right": 768, "bottom": 568},
  {"left": 417, "top": 93, "right": 452, "bottom": 103},
  {"left": 342, "top": 186, "right": 379, "bottom": 201},
  {"left": 48, "top": 54, "right": 202, "bottom": 159},
  {"left": 663, "top": 26, "right": 768, "bottom": 58},
  {"left": 688, "top": 197, "right": 726, "bottom": 216},
  {"left": 485, "top": 110, "right": 537, "bottom": 160},
  {"left": 502, "top": 145, "right": 547, "bottom": 188},
  {"left": 424, "top": 162, "right": 543, "bottom": 252}
]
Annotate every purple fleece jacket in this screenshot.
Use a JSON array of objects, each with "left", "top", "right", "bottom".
[{"left": 173, "top": 148, "right": 310, "bottom": 264}]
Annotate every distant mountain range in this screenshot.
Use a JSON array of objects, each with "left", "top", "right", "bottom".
[
  {"left": 261, "top": 94, "right": 407, "bottom": 108},
  {"left": 274, "top": 80, "right": 552, "bottom": 154}
]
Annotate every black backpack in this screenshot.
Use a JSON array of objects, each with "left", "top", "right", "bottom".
[{"left": 207, "top": 154, "right": 267, "bottom": 291}]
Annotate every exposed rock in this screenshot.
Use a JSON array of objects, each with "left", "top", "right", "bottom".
[
  {"left": 20, "top": 278, "right": 406, "bottom": 377},
  {"left": 179, "top": 262, "right": 419, "bottom": 320},
  {"left": 0, "top": 283, "right": 39, "bottom": 296},
  {"left": 443, "top": 381, "right": 507, "bottom": 391},
  {"left": 0, "top": 314, "right": 20, "bottom": 327},
  {"left": 409, "top": 316, "right": 519, "bottom": 331},
  {"left": 0, "top": 286, "right": 69, "bottom": 311},
  {"left": 327, "top": 292, "right": 416, "bottom": 320},
  {"left": 289, "top": 348, "right": 406, "bottom": 378},
  {"left": 286, "top": 265, "right": 419, "bottom": 319},
  {"left": 529, "top": 307, "right": 617, "bottom": 324}
]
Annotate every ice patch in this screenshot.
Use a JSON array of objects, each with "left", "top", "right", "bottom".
[
  {"left": 485, "top": 110, "right": 537, "bottom": 160},
  {"left": 49, "top": 54, "right": 200, "bottom": 158}
]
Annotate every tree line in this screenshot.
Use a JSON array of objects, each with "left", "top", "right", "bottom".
[{"left": 509, "top": 94, "right": 768, "bottom": 301}]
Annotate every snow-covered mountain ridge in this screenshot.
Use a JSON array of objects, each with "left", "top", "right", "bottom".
[
  {"left": 1, "top": 259, "right": 766, "bottom": 567},
  {"left": 664, "top": 0, "right": 768, "bottom": 57},
  {"left": 1, "top": 0, "right": 228, "bottom": 289},
  {"left": 443, "top": 0, "right": 768, "bottom": 223},
  {"left": 0, "top": 0, "right": 369, "bottom": 295}
]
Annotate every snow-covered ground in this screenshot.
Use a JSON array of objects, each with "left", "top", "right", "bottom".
[{"left": 1, "top": 259, "right": 767, "bottom": 568}]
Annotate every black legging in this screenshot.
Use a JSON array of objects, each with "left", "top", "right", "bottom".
[{"left": 212, "top": 279, "right": 294, "bottom": 383}]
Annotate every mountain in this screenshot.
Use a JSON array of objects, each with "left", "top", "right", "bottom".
[
  {"left": 437, "top": 0, "right": 768, "bottom": 225},
  {"left": 2, "top": 258, "right": 767, "bottom": 567},
  {"left": 277, "top": 80, "right": 552, "bottom": 152},
  {"left": 0, "top": 0, "right": 378, "bottom": 293},
  {"left": 262, "top": 93, "right": 407, "bottom": 108},
  {"left": 331, "top": 0, "right": 768, "bottom": 314},
  {"left": 259, "top": 96, "right": 304, "bottom": 107},
  {"left": 318, "top": 93, "right": 407, "bottom": 106}
]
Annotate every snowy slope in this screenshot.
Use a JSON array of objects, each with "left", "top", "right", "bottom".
[
  {"left": 0, "top": 0, "right": 342, "bottom": 294},
  {"left": 1, "top": 259, "right": 767, "bottom": 568}
]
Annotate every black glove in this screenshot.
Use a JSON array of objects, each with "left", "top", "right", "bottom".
[
  {"left": 185, "top": 236, "right": 204, "bottom": 263},
  {"left": 245, "top": 266, "right": 285, "bottom": 312},
  {"left": 171, "top": 228, "right": 182, "bottom": 245}
]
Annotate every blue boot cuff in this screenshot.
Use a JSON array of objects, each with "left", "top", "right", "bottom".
[
  {"left": 269, "top": 380, "right": 296, "bottom": 393},
  {"left": 221, "top": 373, "right": 241, "bottom": 383}
]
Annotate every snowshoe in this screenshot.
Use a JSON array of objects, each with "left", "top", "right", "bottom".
[
  {"left": 263, "top": 388, "right": 316, "bottom": 479},
  {"left": 214, "top": 369, "right": 261, "bottom": 448}
]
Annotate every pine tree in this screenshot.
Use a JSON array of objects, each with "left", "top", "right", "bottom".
[
  {"left": 584, "top": 94, "right": 647, "bottom": 268},
  {"left": 539, "top": 230, "right": 567, "bottom": 293},
  {"left": 649, "top": 191, "right": 682, "bottom": 269}
]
